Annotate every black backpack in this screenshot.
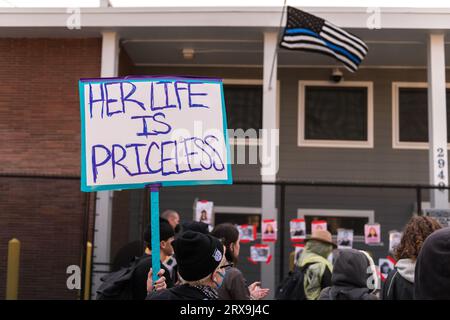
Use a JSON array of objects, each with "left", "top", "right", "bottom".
[
  {"left": 96, "top": 256, "right": 142, "bottom": 300},
  {"left": 275, "top": 263, "right": 313, "bottom": 300}
]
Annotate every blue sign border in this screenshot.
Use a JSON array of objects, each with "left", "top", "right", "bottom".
[{"left": 79, "top": 76, "right": 233, "bottom": 192}]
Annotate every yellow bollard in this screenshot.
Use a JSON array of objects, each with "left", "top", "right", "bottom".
[
  {"left": 84, "top": 242, "right": 93, "bottom": 300},
  {"left": 6, "top": 238, "right": 20, "bottom": 300}
]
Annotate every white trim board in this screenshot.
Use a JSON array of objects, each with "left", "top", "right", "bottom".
[
  {"left": 214, "top": 206, "right": 261, "bottom": 214},
  {"left": 297, "top": 208, "right": 375, "bottom": 223},
  {"left": 392, "top": 82, "right": 450, "bottom": 150},
  {"left": 298, "top": 80, "right": 374, "bottom": 149},
  {"left": 297, "top": 208, "right": 374, "bottom": 241},
  {"left": 3, "top": 7, "right": 450, "bottom": 29}
]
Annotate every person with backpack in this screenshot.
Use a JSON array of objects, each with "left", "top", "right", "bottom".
[
  {"left": 130, "top": 218, "right": 176, "bottom": 299},
  {"left": 147, "top": 230, "right": 227, "bottom": 300},
  {"left": 96, "top": 218, "right": 175, "bottom": 300},
  {"left": 319, "top": 249, "right": 378, "bottom": 300},
  {"left": 210, "top": 223, "right": 269, "bottom": 300},
  {"left": 297, "top": 230, "right": 335, "bottom": 300},
  {"left": 382, "top": 216, "right": 441, "bottom": 300}
]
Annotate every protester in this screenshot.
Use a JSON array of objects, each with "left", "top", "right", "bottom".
[
  {"left": 131, "top": 218, "right": 175, "bottom": 300},
  {"left": 319, "top": 249, "right": 378, "bottom": 300},
  {"left": 382, "top": 216, "right": 442, "bottom": 300},
  {"left": 147, "top": 231, "right": 227, "bottom": 300},
  {"left": 414, "top": 227, "right": 450, "bottom": 300},
  {"left": 161, "top": 209, "right": 181, "bottom": 233},
  {"left": 296, "top": 230, "right": 335, "bottom": 300},
  {"left": 210, "top": 223, "right": 270, "bottom": 300}
]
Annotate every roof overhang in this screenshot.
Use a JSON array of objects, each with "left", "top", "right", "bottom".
[{"left": 1, "top": 6, "right": 450, "bottom": 29}]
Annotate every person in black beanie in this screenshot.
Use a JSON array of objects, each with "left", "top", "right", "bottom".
[
  {"left": 147, "top": 231, "right": 227, "bottom": 300},
  {"left": 131, "top": 218, "right": 175, "bottom": 300},
  {"left": 414, "top": 227, "right": 450, "bottom": 299}
]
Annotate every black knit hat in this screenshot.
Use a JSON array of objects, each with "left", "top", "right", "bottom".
[
  {"left": 172, "top": 230, "right": 224, "bottom": 281},
  {"left": 181, "top": 221, "right": 210, "bottom": 234},
  {"left": 144, "top": 218, "right": 175, "bottom": 243}
]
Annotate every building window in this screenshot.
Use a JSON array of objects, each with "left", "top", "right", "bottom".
[
  {"left": 297, "top": 208, "right": 374, "bottom": 240},
  {"left": 298, "top": 81, "right": 374, "bottom": 148},
  {"left": 224, "top": 85, "right": 262, "bottom": 132},
  {"left": 223, "top": 80, "right": 263, "bottom": 146},
  {"left": 392, "top": 82, "right": 450, "bottom": 149},
  {"left": 223, "top": 79, "right": 280, "bottom": 146}
]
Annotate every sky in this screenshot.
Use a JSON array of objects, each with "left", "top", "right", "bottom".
[{"left": 1, "top": 0, "right": 450, "bottom": 8}]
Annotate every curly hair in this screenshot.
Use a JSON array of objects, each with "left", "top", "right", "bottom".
[{"left": 394, "top": 216, "right": 442, "bottom": 261}]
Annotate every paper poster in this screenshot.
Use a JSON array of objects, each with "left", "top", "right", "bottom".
[
  {"left": 294, "top": 244, "right": 305, "bottom": 265},
  {"left": 290, "top": 218, "right": 306, "bottom": 242},
  {"left": 378, "top": 258, "right": 395, "bottom": 279},
  {"left": 262, "top": 219, "right": 277, "bottom": 242},
  {"left": 195, "top": 200, "right": 214, "bottom": 226},
  {"left": 250, "top": 244, "right": 271, "bottom": 263},
  {"left": 79, "top": 76, "right": 232, "bottom": 192},
  {"left": 237, "top": 224, "right": 256, "bottom": 243},
  {"left": 422, "top": 208, "right": 450, "bottom": 227},
  {"left": 389, "top": 230, "right": 403, "bottom": 254},
  {"left": 365, "top": 223, "right": 381, "bottom": 244},
  {"left": 337, "top": 229, "right": 353, "bottom": 249},
  {"left": 311, "top": 220, "right": 327, "bottom": 234}
]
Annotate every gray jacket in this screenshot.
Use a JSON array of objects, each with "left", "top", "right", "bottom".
[{"left": 218, "top": 266, "right": 251, "bottom": 300}]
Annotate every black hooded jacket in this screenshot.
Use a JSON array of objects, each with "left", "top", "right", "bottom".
[
  {"left": 319, "top": 249, "right": 378, "bottom": 300},
  {"left": 414, "top": 227, "right": 450, "bottom": 300}
]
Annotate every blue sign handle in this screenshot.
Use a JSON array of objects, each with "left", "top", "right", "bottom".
[{"left": 149, "top": 184, "right": 161, "bottom": 284}]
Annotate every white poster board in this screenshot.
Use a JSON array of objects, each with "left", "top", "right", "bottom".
[
  {"left": 337, "top": 229, "right": 353, "bottom": 249},
  {"left": 194, "top": 200, "right": 214, "bottom": 226},
  {"left": 79, "top": 76, "right": 232, "bottom": 191}
]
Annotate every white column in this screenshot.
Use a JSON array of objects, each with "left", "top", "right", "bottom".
[
  {"left": 427, "top": 33, "right": 449, "bottom": 209},
  {"left": 91, "top": 31, "right": 119, "bottom": 298},
  {"left": 261, "top": 31, "right": 279, "bottom": 299}
]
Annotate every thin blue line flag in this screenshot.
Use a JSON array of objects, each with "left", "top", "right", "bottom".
[{"left": 280, "top": 6, "right": 369, "bottom": 72}]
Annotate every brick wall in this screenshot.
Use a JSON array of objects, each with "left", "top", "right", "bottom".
[
  {"left": 0, "top": 38, "right": 101, "bottom": 299},
  {"left": 0, "top": 38, "right": 101, "bottom": 176}
]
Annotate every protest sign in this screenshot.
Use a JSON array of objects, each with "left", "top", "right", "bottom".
[
  {"left": 250, "top": 244, "right": 271, "bottom": 263},
  {"left": 337, "top": 228, "right": 353, "bottom": 249},
  {"left": 290, "top": 218, "right": 306, "bottom": 242},
  {"left": 293, "top": 243, "right": 305, "bottom": 265},
  {"left": 311, "top": 220, "right": 327, "bottom": 234},
  {"left": 262, "top": 219, "right": 277, "bottom": 242},
  {"left": 79, "top": 76, "right": 232, "bottom": 191},
  {"left": 194, "top": 200, "right": 214, "bottom": 226},
  {"left": 238, "top": 224, "right": 257, "bottom": 243},
  {"left": 389, "top": 230, "right": 402, "bottom": 254},
  {"left": 365, "top": 223, "right": 381, "bottom": 245},
  {"left": 378, "top": 258, "right": 395, "bottom": 280},
  {"left": 422, "top": 208, "right": 450, "bottom": 227}
]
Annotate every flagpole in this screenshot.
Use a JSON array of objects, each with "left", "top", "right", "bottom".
[{"left": 268, "top": 0, "right": 287, "bottom": 91}]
